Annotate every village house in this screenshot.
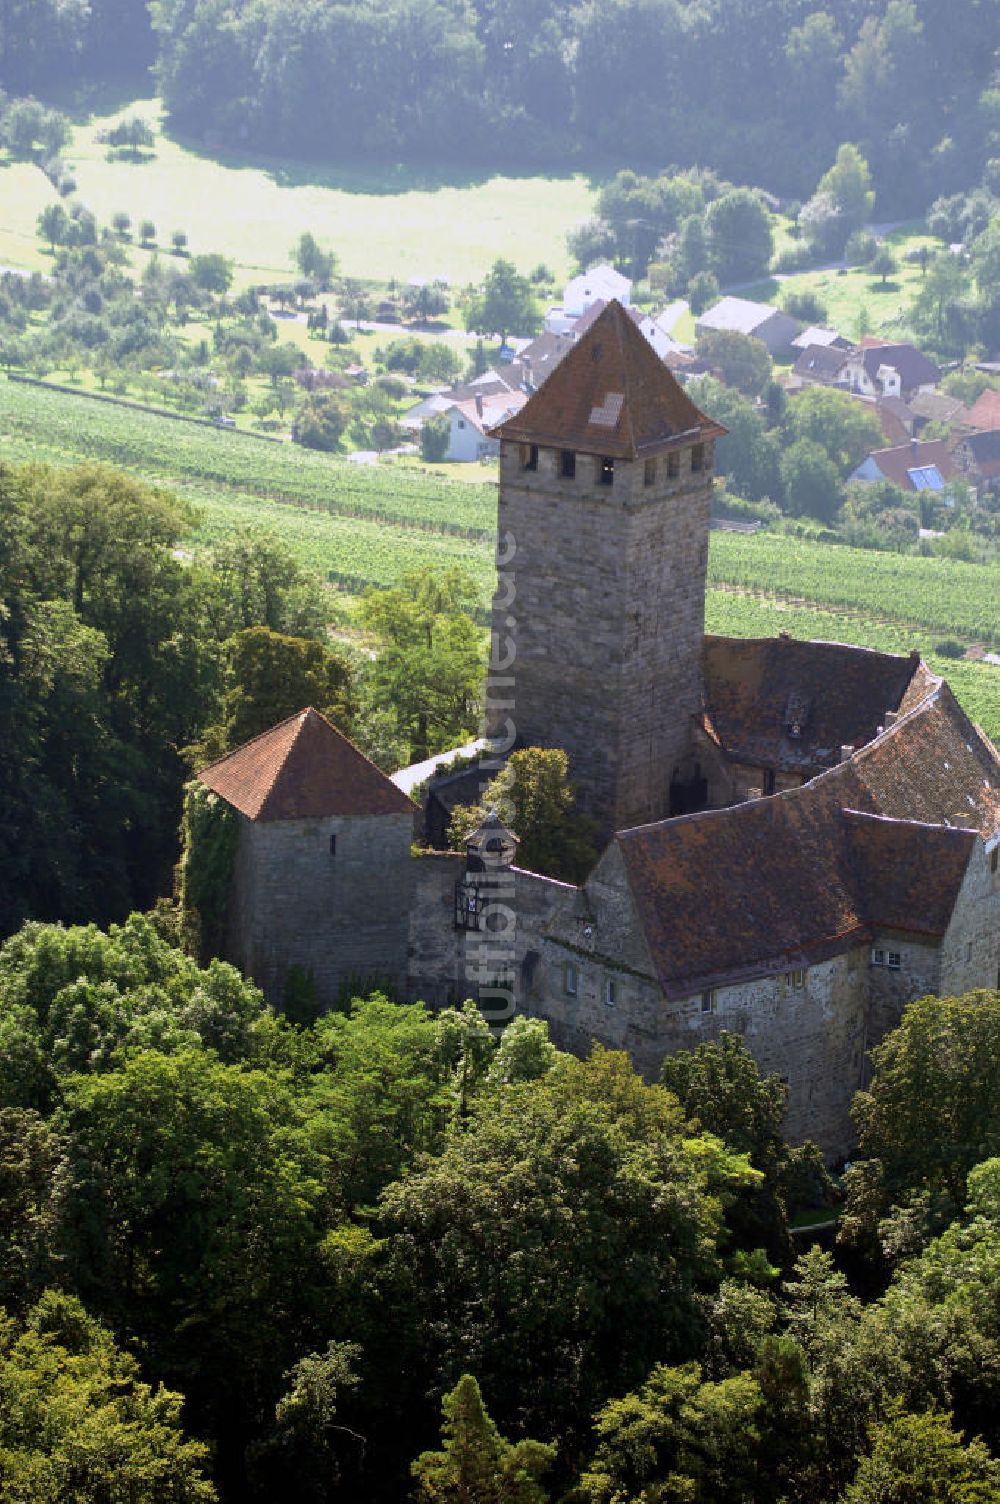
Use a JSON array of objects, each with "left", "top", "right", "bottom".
[
  {"left": 441, "top": 388, "right": 527, "bottom": 462},
  {"left": 951, "top": 428, "right": 1000, "bottom": 496},
  {"left": 849, "top": 438, "right": 956, "bottom": 493},
  {"left": 696, "top": 295, "right": 800, "bottom": 355},
  {"left": 545, "top": 262, "right": 632, "bottom": 333},
  {"left": 196, "top": 302, "right": 1000, "bottom": 1160},
  {"left": 841, "top": 339, "right": 940, "bottom": 401}
]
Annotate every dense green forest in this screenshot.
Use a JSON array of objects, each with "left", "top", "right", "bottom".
[
  {"left": 3, "top": 909, "right": 1000, "bottom": 1500},
  {"left": 3, "top": 0, "right": 997, "bottom": 209}
]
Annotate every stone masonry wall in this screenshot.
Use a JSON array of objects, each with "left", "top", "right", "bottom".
[
  {"left": 226, "top": 810, "right": 415, "bottom": 1007},
  {"left": 489, "top": 440, "right": 713, "bottom": 838},
  {"left": 939, "top": 843, "right": 1000, "bottom": 994}
]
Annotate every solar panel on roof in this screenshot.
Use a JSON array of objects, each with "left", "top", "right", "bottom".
[{"left": 907, "top": 465, "right": 944, "bottom": 491}]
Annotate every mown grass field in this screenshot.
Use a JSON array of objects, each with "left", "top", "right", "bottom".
[
  {"left": 3, "top": 377, "right": 998, "bottom": 739},
  {"left": 2, "top": 99, "right": 594, "bottom": 287}
]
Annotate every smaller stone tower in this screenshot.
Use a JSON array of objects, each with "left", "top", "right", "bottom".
[
  {"left": 197, "top": 707, "right": 417, "bottom": 1008},
  {"left": 488, "top": 301, "right": 726, "bottom": 837}
]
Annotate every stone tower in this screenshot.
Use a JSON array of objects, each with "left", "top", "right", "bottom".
[
  {"left": 488, "top": 300, "right": 726, "bottom": 836},
  {"left": 197, "top": 707, "right": 417, "bottom": 1007}
]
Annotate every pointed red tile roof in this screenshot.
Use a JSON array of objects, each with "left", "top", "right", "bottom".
[
  {"left": 492, "top": 299, "right": 726, "bottom": 459},
  {"left": 198, "top": 708, "right": 415, "bottom": 821}
]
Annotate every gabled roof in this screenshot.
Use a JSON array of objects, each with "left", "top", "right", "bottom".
[
  {"left": 966, "top": 388, "right": 1000, "bottom": 430},
  {"left": 615, "top": 787, "right": 975, "bottom": 998},
  {"left": 613, "top": 741, "right": 986, "bottom": 999},
  {"left": 853, "top": 342, "right": 940, "bottom": 391},
  {"left": 701, "top": 636, "right": 926, "bottom": 774},
  {"left": 791, "top": 325, "right": 850, "bottom": 350},
  {"left": 492, "top": 299, "right": 726, "bottom": 459},
  {"left": 862, "top": 439, "right": 955, "bottom": 490},
  {"left": 198, "top": 707, "right": 415, "bottom": 822},
  {"left": 791, "top": 344, "right": 848, "bottom": 382},
  {"left": 447, "top": 390, "right": 526, "bottom": 435},
  {"left": 956, "top": 427, "right": 1000, "bottom": 477},
  {"left": 696, "top": 296, "right": 793, "bottom": 336},
  {"left": 846, "top": 681, "right": 1000, "bottom": 840},
  {"left": 842, "top": 809, "right": 978, "bottom": 938}
]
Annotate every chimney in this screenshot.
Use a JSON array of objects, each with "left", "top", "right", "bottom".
[
  {"left": 475, "top": 393, "right": 483, "bottom": 420},
  {"left": 840, "top": 744, "right": 854, "bottom": 763},
  {"left": 884, "top": 710, "right": 898, "bottom": 728}
]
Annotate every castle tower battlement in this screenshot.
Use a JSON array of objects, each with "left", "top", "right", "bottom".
[{"left": 488, "top": 300, "right": 726, "bottom": 836}]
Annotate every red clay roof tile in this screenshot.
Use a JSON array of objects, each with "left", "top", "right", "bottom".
[
  {"left": 198, "top": 707, "right": 416, "bottom": 822},
  {"left": 492, "top": 299, "right": 726, "bottom": 460}
]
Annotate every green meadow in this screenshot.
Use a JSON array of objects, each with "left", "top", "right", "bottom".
[{"left": 3, "top": 99, "right": 594, "bottom": 287}]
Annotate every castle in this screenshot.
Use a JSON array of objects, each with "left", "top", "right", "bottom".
[{"left": 196, "top": 302, "right": 1000, "bottom": 1158}]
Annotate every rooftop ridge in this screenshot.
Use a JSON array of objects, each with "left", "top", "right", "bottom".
[{"left": 492, "top": 299, "right": 726, "bottom": 460}]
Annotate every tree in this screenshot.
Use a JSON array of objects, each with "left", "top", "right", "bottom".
[
  {"left": 374, "top": 1049, "right": 754, "bottom": 1453},
  {"left": 112, "top": 210, "right": 132, "bottom": 240},
  {"left": 0, "top": 1290, "right": 216, "bottom": 1501},
  {"left": 842, "top": 991, "right": 1000, "bottom": 1255},
  {"left": 292, "top": 392, "right": 348, "bottom": 451},
  {"left": 870, "top": 246, "right": 898, "bottom": 286},
  {"left": 781, "top": 438, "right": 843, "bottom": 522},
  {"left": 662, "top": 1031, "right": 831, "bottom": 1259},
  {"left": 190, "top": 252, "right": 234, "bottom": 294},
  {"left": 704, "top": 189, "right": 773, "bottom": 284},
  {"left": 413, "top": 1375, "right": 554, "bottom": 1504},
  {"left": 293, "top": 232, "right": 337, "bottom": 289},
  {"left": 206, "top": 626, "right": 353, "bottom": 756},
  {"left": 420, "top": 415, "right": 450, "bottom": 462},
  {"left": 248, "top": 1341, "right": 364, "bottom": 1501},
  {"left": 784, "top": 387, "right": 884, "bottom": 476},
  {"left": 843, "top": 1408, "right": 1000, "bottom": 1503},
  {"left": 402, "top": 281, "right": 449, "bottom": 322},
  {"left": 171, "top": 229, "right": 189, "bottom": 255},
  {"left": 359, "top": 567, "right": 482, "bottom": 760},
  {"left": 686, "top": 269, "right": 719, "bottom": 315},
  {"left": 802, "top": 145, "right": 875, "bottom": 256},
  {"left": 449, "top": 747, "right": 599, "bottom": 884},
  {"left": 139, "top": 218, "right": 157, "bottom": 247},
  {"left": 695, "top": 328, "right": 773, "bottom": 396},
  {"left": 566, "top": 217, "right": 616, "bottom": 271},
  {"left": 465, "top": 259, "right": 539, "bottom": 343},
  {"left": 37, "top": 201, "right": 68, "bottom": 251},
  {"left": 56, "top": 1047, "right": 332, "bottom": 1453},
  {"left": 578, "top": 1362, "right": 763, "bottom": 1504}
]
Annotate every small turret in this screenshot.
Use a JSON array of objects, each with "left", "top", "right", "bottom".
[{"left": 464, "top": 806, "right": 519, "bottom": 873}]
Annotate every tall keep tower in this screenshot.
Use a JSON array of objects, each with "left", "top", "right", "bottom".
[{"left": 488, "top": 300, "right": 726, "bottom": 836}]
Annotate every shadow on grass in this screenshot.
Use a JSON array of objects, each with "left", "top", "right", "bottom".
[{"left": 161, "top": 114, "right": 606, "bottom": 196}]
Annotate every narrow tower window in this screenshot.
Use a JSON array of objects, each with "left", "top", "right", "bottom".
[
  {"left": 329, "top": 833, "right": 337, "bottom": 856},
  {"left": 521, "top": 443, "right": 538, "bottom": 471},
  {"left": 667, "top": 451, "right": 680, "bottom": 479},
  {"left": 644, "top": 458, "right": 656, "bottom": 487},
  {"left": 599, "top": 456, "right": 615, "bottom": 486},
  {"left": 691, "top": 443, "right": 705, "bottom": 473},
  {"left": 560, "top": 449, "right": 576, "bottom": 478}
]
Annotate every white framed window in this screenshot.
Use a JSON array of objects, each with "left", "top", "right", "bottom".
[
  {"left": 887, "top": 951, "right": 902, "bottom": 970},
  {"left": 871, "top": 948, "right": 886, "bottom": 967},
  {"left": 784, "top": 969, "right": 806, "bottom": 990},
  {"left": 604, "top": 978, "right": 617, "bottom": 1007},
  {"left": 564, "top": 963, "right": 579, "bottom": 997},
  {"left": 701, "top": 989, "right": 716, "bottom": 1013}
]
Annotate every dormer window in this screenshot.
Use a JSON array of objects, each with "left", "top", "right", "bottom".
[
  {"left": 599, "top": 456, "right": 614, "bottom": 487},
  {"left": 560, "top": 449, "right": 576, "bottom": 478},
  {"left": 521, "top": 443, "right": 538, "bottom": 471}
]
